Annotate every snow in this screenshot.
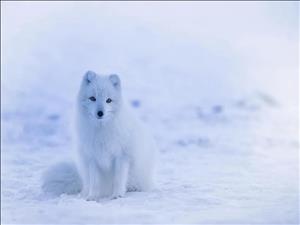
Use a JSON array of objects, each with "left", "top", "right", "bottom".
[{"left": 1, "top": 1, "right": 299, "bottom": 224}]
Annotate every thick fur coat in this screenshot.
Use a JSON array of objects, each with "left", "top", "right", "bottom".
[{"left": 42, "top": 71, "right": 157, "bottom": 200}]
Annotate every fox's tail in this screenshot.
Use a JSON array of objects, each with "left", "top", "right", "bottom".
[{"left": 42, "top": 161, "right": 82, "bottom": 196}]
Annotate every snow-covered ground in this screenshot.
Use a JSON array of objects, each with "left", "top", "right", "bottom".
[{"left": 1, "top": 1, "right": 299, "bottom": 224}]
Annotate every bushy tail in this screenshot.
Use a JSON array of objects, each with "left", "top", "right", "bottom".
[{"left": 42, "top": 161, "right": 82, "bottom": 196}]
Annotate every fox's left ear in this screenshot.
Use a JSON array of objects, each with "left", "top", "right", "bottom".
[
  {"left": 83, "top": 70, "right": 96, "bottom": 85},
  {"left": 109, "top": 74, "right": 121, "bottom": 89}
]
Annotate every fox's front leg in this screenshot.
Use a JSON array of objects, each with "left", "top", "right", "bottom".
[
  {"left": 78, "top": 157, "right": 90, "bottom": 198},
  {"left": 80, "top": 159, "right": 101, "bottom": 201},
  {"left": 86, "top": 162, "right": 102, "bottom": 201},
  {"left": 111, "top": 156, "right": 129, "bottom": 199}
]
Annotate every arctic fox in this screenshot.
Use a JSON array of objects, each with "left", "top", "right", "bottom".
[{"left": 42, "top": 71, "right": 157, "bottom": 200}]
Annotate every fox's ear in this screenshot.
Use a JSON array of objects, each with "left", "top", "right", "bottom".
[
  {"left": 109, "top": 74, "right": 121, "bottom": 89},
  {"left": 83, "top": 71, "right": 96, "bottom": 84}
]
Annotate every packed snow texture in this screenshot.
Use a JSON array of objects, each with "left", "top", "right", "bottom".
[{"left": 1, "top": 1, "right": 299, "bottom": 224}]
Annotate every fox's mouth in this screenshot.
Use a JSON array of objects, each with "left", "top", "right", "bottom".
[{"left": 95, "top": 116, "right": 108, "bottom": 122}]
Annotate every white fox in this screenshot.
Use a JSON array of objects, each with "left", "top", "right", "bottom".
[{"left": 42, "top": 71, "right": 157, "bottom": 200}]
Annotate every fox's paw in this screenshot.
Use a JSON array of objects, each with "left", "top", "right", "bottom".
[
  {"left": 86, "top": 196, "right": 98, "bottom": 201},
  {"left": 80, "top": 189, "right": 89, "bottom": 198},
  {"left": 85, "top": 193, "right": 101, "bottom": 202},
  {"left": 110, "top": 192, "right": 125, "bottom": 200}
]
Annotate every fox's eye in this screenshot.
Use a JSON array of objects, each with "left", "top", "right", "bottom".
[
  {"left": 106, "top": 98, "right": 112, "bottom": 103},
  {"left": 89, "top": 96, "right": 96, "bottom": 101}
]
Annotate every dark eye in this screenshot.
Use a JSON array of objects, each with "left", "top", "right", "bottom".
[
  {"left": 106, "top": 98, "right": 112, "bottom": 103},
  {"left": 89, "top": 96, "right": 96, "bottom": 101}
]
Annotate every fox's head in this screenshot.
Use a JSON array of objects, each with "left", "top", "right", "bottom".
[{"left": 77, "top": 71, "right": 122, "bottom": 123}]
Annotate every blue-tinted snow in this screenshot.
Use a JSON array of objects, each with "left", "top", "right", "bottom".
[{"left": 1, "top": 1, "right": 299, "bottom": 224}]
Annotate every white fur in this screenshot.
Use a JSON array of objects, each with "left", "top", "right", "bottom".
[
  {"left": 76, "top": 71, "right": 157, "bottom": 200},
  {"left": 42, "top": 161, "right": 82, "bottom": 196},
  {"left": 42, "top": 71, "right": 157, "bottom": 200}
]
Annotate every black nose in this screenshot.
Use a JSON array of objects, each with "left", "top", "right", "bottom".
[{"left": 97, "top": 111, "right": 104, "bottom": 118}]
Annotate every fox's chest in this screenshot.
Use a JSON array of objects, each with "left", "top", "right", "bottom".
[
  {"left": 93, "top": 136, "right": 123, "bottom": 154},
  {"left": 79, "top": 122, "right": 132, "bottom": 169},
  {"left": 88, "top": 131, "right": 127, "bottom": 169}
]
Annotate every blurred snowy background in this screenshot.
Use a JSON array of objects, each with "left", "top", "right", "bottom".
[{"left": 1, "top": 1, "right": 299, "bottom": 224}]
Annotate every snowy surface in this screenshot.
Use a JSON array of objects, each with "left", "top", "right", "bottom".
[{"left": 1, "top": 1, "right": 299, "bottom": 224}]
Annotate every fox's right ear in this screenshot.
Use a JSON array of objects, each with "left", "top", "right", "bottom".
[
  {"left": 83, "top": 71, "right": 96, "bottom": 84},
  {"left": 109, "top": 74, "right": 121, "bottom": 89}
]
